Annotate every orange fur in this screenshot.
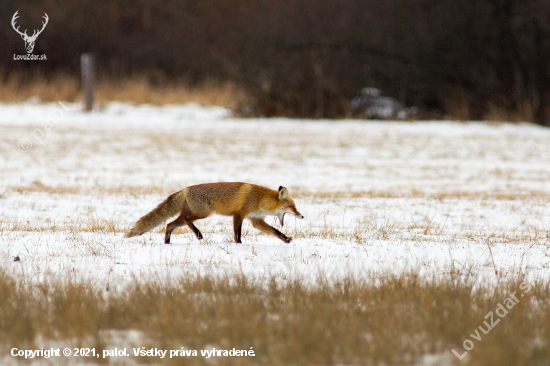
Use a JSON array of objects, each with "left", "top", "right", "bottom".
[{"left": 126, "top": 182, "right": 303, "bottom": 244}]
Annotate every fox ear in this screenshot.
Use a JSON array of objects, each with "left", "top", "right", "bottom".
[{"left": 278, "top": 186, "right": 289, "bottom": 200}]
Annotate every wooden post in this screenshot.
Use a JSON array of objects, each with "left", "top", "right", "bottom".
[{"left": 81, "top": 53, "right": 95, "bottom": 111}]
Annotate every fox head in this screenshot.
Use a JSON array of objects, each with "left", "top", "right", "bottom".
[{"left": 277, "top": 186, "right": 304, "bottom": 226}]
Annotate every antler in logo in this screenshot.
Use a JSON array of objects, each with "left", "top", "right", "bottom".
[{"left": 11, "top": 10, "right": 49, "bottom": 54}]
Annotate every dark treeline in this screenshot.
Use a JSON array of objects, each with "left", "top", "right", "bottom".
[{"left": 1, "top": 0, "right": 550, "bottom": 124}]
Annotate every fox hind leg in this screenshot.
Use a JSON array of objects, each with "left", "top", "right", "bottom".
[
  {"left": 165, "top": 215, "right": 186, "bottom": 244},
  {"left": 185, "top": 220, "right": 203, "bottom": 240},
  {"left": 165, "top": 206, "right": 205, "bottom": 244},
  {"left": 165, "top": 217, "right": 204, "bottom": 243}
]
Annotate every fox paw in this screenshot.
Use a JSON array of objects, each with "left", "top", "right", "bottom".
[{"left": 283, "top": 237, "right": 292, "bottom": 244}]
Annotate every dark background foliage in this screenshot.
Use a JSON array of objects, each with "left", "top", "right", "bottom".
[{"left": 1, "top": 0, "right": 550, "bottom": 124}]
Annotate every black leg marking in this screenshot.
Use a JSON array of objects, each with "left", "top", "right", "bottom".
[
  {"left": 187, "top": 221, "right": 203, "bottom": 240},
  {"left": 164, "top": 202, "right": 209, "bottom": 244},
  {"left": 165, "top": 208, "right": 193, "bottom": 244},
  {"left": 165, "top": 219, "right": 185, "bottom": 244},
  {"left": 233, "top": 215, "right": 243, "bottom": 243}
]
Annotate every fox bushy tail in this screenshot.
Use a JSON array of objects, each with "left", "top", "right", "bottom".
[{"left": 126, "top": 190, "right": 185, "bottom": 238}]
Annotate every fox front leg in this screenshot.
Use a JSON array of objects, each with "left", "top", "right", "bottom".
[
  {"left": 250, "top": 218, "right": 292, "bottom": 243},
  {"left": 233, "top": 215, "right": 243, "bottom": 243}
]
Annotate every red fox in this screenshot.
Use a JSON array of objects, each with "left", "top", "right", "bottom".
[{"left": 126, "top": 182, "right": 304, "bottom": 244}]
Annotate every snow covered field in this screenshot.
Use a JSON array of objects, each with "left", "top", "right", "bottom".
[{"left": 1, "top": 102, "right": 550, "bottom": 287}]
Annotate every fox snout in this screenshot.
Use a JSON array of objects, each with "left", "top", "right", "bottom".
[{"left": 291, "top": 209, "right": 304, "bottom": 219}]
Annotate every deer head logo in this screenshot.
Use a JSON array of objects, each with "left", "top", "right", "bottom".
[{"left": 11, "top": 10, "right": 49, "bottom": 54}]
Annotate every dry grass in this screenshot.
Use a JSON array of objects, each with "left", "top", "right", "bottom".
[
  {"left": 0, "top": 270, "right": 549, "bottom": 365},
  {"left": 0, "top": 216, "right": 120, "bottom": 235},
  {"left": 8, "top": 183, "right": 550, "bottom": 202},
  {"left": 3, "top": 183, "right": 550, "bottom": 246},
  {"left": 8, "top": 181, "right": 176, "bottom": 197},
  {"left": 484, "top": 97, "right": 540, "bottom": 124},
  {"left": 0, "top": 73, "right": 80, "bottom": 103},
  {"left": 94, "top": 76, "right": 249, "bottom": 109},
  {"left": 443, "top": 87, "right": 541, "bottom": 123},
  {"left": 0, "top": 73, "right": 249, "bottom": 109},
  {"left": 295, "top": 188, "right": 550, "bottom": 201},
  {"left": 2, "top": 211, "right": 548, "bottom": 250}
]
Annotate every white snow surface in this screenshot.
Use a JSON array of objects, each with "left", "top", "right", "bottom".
[{"left": 1, "top": 102, "right": 550, "bottom": 287}]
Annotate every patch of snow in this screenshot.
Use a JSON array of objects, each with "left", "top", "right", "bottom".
[{"left": 0, "top": 102, "right": 549, "bottom": 287}]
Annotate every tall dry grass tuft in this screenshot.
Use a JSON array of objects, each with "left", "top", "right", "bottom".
[
  {"left": 1, "top": 270, "right": 550, "bottom": 365},
  {"left": 94, "top": 77, "right": 249, "bottom": 108},
  {"left": 485, "top": 96, "right": 540, "bottom": 123},
  {"left": 0, "top": 73, "right": 80, "bottom": 103},
  {"left": 0, "top": 73, "right": 249, "bottom": 108}
]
